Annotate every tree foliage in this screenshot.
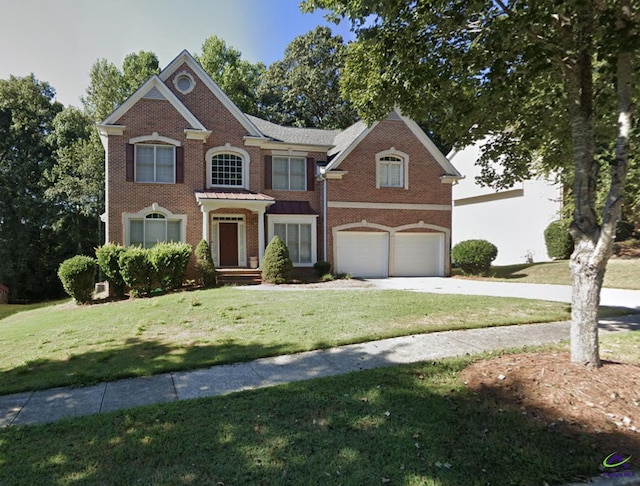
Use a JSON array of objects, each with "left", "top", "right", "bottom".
[
  {"left": 258, "top": 26, "right": 358, "bottom": 129},
  {"left": 303, "top": 0, "right": 639, "bottom": 367},
  {"left": 0, "top": 75, "right": 63, "bottom": 301},
  {"left": 82, "top": 51, "right": 160, "bottom": 123},
  {"left": 195, "top": 36, "right": 265, "bottom": 115}
]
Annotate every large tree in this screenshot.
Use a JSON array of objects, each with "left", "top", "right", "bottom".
[
  {"left": 46, "top": 107, "right": 105, "bottom": 257},
  {"left": 0, "top": 75, "right": 63, "bottom": 301},
  {"left": 195, "top": 36, "right": 265, "bottom": 115},
  {"left": 304, "top": 0, "right": 638, "bottom": 367},
  {"left": 258, "top": 26, "right": 358, "bottom": 129},
  {"left": 82, "top": 51, "right": 160, "bottom": 123}
]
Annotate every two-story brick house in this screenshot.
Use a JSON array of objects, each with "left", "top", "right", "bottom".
[{"left": 99, "top": 50, "right": 462, "bottom": 278}]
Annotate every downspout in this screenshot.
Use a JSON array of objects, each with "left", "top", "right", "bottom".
[{"left": 320, "top": 167, "right": 328, "bottom": 262}]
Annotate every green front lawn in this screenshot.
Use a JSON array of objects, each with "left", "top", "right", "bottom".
[
  {"left": 0, "top": 288, "right": 574, "bottom": 395},
  {"left": 0, "top": 353, "right": 606, "bottom": 486},
  {"left": 456, "top": 258, "right": 640, "bottom": 290}
]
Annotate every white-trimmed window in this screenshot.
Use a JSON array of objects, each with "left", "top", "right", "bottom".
[
  {"left": 268, "top": 215, "right": 317, "bottom": 266},
  {"left": 376, "top": 149, "right": 409, "bottom": 189},
  {"left": 210, "top": 153, "right": 243, "bottom": 186},
  {"left": 136, "top": 144, "right": 175, "bottom": 183},
  {"left": 124, "top": 205, "right": 186, "bottom": 248},
  {"left": 273, "top": 156, "right": 306, "bottom": 191},
  {"left": 206, "top": 146, "right": 250, "bottom": 189}
]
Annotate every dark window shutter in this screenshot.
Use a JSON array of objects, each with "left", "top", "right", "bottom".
[
  {"left": 264, "top": 155, "right": 272, "bottom": 190},
  {"left": 126, "top": 144, "right": 134, "bottom": 181},
  {"left": 306, "top": 157, "right": 315, "bottom": 191},
  {"left": 175, "top": 146, "right": 184, "bottom": 183}
]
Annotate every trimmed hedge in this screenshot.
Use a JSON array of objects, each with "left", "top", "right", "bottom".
[
  {"left": 118, "top": 247, "right": 154, "bottom": 297},
  {"left": 58, "top": 255, "right": 97, "bottom": 304},
  {"left": 452, "top": 239, "right": 498, "bottom": 276},
  {"left": 261, "top": 236, "right": 293, "bottom": 284},
  {"left": 195, "top": 239, "right": 217, "bottom": 287},
  {"left": 148, "top": 242, "right": 192, "bottom": 291},
  {"left": 95, "top": 243, "right": 126, "bottom": 297},
  {"left": 544, "top": 220, "right": 574, "bottom": 259}
]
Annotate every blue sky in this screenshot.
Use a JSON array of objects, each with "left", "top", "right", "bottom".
[{"left": 0, "top": 0, "right": 354, "bottom": 107}]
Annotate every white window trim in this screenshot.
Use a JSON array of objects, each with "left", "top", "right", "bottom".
[
  {"left": 123, "top": 203, "right": 187, "bottom": 247},
  {"left": 134, "top": 143, "right": 176, "bottom": 184},
  {"left": 267, "top": 214, "right": 318, "bottom": 267},
  {"left": 206, "top": 145, "right": 251, "bottom": 189},
  {"left": 376, "top": 148, "right": 409, "bottom": 189},
  {"left": 210, "top": 214, "right": 247, "bottom": 267},
  {"left": 272, "top": 155, "right": 307, "bottom": 191}
]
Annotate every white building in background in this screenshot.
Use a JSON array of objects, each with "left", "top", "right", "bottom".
[{"left": 449, "top": 140, "right": 563, "bottom": 265}]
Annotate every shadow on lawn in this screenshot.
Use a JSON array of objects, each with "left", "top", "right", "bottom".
[
  {"left": 0, "top": 337, "right": 293, "bottom": 395},
  {"left": 0, "top": 354, "right": 626, "bottom": 485}
]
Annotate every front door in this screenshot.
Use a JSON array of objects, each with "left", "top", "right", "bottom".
[{"left": 219, "top": 222, "right": 238, "bottom": 266}]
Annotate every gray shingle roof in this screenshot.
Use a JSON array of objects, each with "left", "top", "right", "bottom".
[{"left": 246, "top": 115, "right": 340, "bottom": 147}]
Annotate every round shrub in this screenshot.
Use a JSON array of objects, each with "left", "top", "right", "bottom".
[
  {"left": 544, "top": 220, "right": 574, "bottom": 259},
  {"left": 452, "top": 239, "right": 498, "bottom": 276},
  {"left": 95, "top": 243, "right": 126, "bottom": 297},
  {"left": 313, "top": 260, "right": 331, "bottom": 278},
  {"left": 58, "top": 255, "right": 97, "bottom": 304},
  {"left": 261, "top": 235, "right": 293, "bottom": 284},
  {"left": 195, "top": 239, "right": 216, "bottom": 287}
]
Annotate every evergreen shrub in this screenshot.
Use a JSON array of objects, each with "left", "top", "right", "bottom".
[
  {"left": 118, "top": 246, "right": 153, "bottom": 297},
  {"left": 261, "top": 236, "right": 293, "bottom": 284},
  {"left": 58, "top": 255, "right": 97, "bottom": 304},
  {"left": 148, "top": 242, "right": 192, "bottom": 291},
  {"left": 452, "top": 239, "right": 498, "bottom": 276},
  {"left": 195, "top": 239, "right": 216, "bottom": 287},
  {"left": 544, "top": 220, "right": 574, "bottom": 259},
  {"left": 95, "top": 243, "right": 127, "bottom": 297}
]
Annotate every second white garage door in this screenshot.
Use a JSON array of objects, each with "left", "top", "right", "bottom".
[
  {"left": 335, "top": 232, "right": 389, "bottom": 278},
  {"left": 392, "top": 233, "right": 444, "bottom": 276}
]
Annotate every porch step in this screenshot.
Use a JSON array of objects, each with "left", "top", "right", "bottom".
[{"left": 216, "top": 268, "right": 262, "bottom": 286}]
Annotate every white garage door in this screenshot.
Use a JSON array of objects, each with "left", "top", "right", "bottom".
[
  {"left": 336, "top": 232, "right": 389, "bottom": 278},
  {"left": 393, "top": 233, "right": 445, "bottom": 277}
]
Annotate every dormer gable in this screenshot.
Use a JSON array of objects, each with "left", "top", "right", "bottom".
[{"left": 323, "top": 108, "right": 463, "bottom": 183}]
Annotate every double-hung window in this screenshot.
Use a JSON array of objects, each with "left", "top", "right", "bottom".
[
  {"left": 129, "top": 213, "right": 182, "bottom": 248},
  {"left": 135, "top": 144, "right": 175, "bottom": 183},
  {"left": 378, "top": 155, "right": 404, "bottom": 188},
  {"left": 274, "top": 223, "right": 312, "bottom": 264},
  {"left": 272, "top": 156, "right": 306, "bottom": 191}
]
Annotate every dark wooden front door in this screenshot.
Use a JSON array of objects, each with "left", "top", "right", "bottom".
[{"left": 219, "top": 223, "right": 238, "bottom": 267}]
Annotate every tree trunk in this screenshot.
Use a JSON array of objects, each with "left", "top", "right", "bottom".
[
  {"left": 569, "top": 241, "right": 604, "bottom": 367},
  {"left": 565, "top": 1, "right": 633, "bottom": 367}
]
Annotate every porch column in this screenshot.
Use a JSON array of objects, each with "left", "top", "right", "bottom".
[
  {"left": 201, "top": 206, "right": 209, "bottom": 242},
  {"left": 257, "top": 207, "right": 266, "bottom": 263}
]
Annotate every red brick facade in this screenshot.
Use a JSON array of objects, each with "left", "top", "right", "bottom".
[{"left": 100, "top": 51, "right": 461, "bottom": 278}]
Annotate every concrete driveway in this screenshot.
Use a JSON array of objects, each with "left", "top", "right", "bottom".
[{"left": 367, "top": 277, "right": 640, "bottom": 311}]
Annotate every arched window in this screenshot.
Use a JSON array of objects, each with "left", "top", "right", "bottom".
[
  {"left": 210, "top": 153, "right": 243, "bottom": 186},
  {"left": 376, "top": 149, "right": 409, "bottom": 189},
  {"left": 206, "top": 146, "right": 250, "bottom": 189},
  {"left": 125, "top": 205, "right": 186, "bottom": 248}
]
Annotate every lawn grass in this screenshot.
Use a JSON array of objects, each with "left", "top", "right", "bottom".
[
  {"left": 0, "top": 354, "right": 604, "bottom": 486},
  {"left": 455, "top": 258, "right": 640, "bottom": 290},
  {"left": 0, "top": 288, "right": 574, "bottom": 395},
  {"left": 0, "top": 299, "right": 65, "bottom": 321}
]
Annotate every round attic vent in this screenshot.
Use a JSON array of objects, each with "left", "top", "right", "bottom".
[{"left": 173, "top": 71, "right": 195, "bottom": 94}]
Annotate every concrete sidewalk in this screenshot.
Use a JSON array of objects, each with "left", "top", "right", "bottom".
[{"left": 2, "top": 313, "right": 639, "bottom": 428}]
